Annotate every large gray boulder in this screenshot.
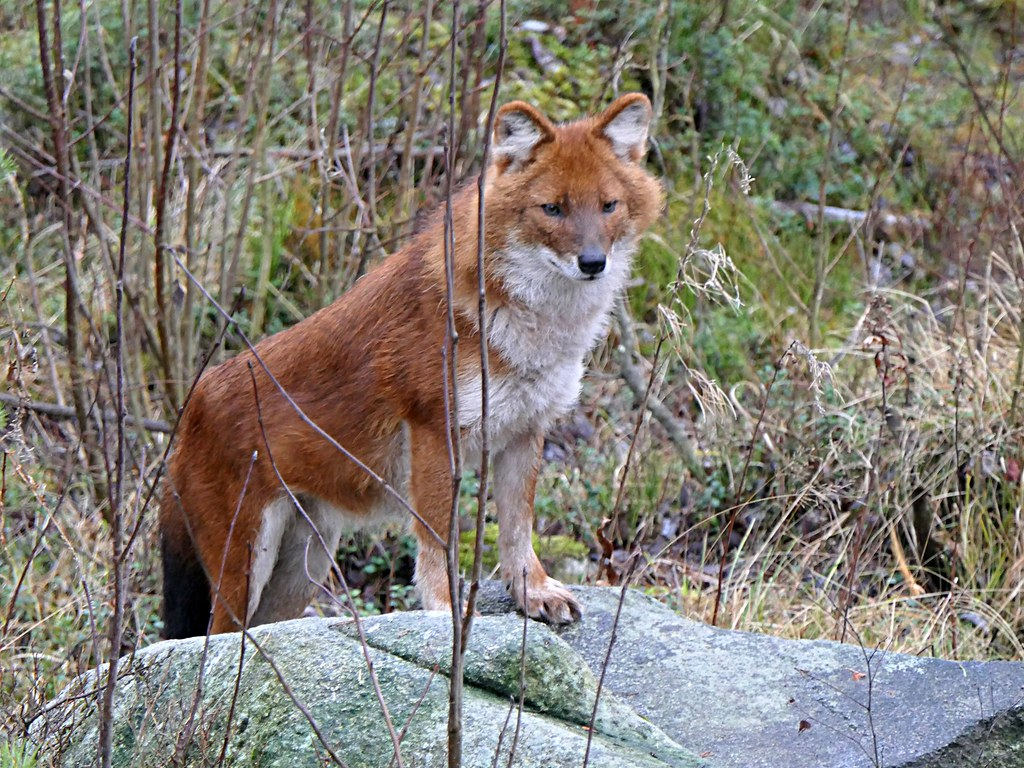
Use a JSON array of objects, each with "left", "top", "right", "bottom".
[
  {"left": 31, "top": 584, "right": 1024, "bottom": 767},
  {"left": 480, "top": 584, "right": 1024, "bottom": 768},
  {"left": 30, "top": 592, "right": 706, "bottom": 768}
]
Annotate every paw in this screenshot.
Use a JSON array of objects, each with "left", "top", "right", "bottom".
[{"left": 506, "top": 575, "right": 582, "bottom": 625}]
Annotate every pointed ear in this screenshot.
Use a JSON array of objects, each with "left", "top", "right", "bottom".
[
  {"left": 595, "top": 94, "right": 652, "bottom": 162},
  {"left": 492, "top": 102, "right": 555, "bottom": 171}
]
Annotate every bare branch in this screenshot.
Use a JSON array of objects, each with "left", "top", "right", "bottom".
[
  {"left": 97, "top": 35, "right": 137, "bottom": 768},
  {"left": 0, "top": 392, "right": 172, "bottom": 434}
]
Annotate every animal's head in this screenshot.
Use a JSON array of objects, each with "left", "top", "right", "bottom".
[{"left": 485, "top": 94, "right": 665, "bottom": 283}]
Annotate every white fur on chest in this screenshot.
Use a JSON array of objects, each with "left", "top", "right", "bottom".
[
  {"left": 458, "top": 360, "right": 583, "bottom": 458},
  {"left": 458, "top": 237, "right": 636, "bottom": 453}
]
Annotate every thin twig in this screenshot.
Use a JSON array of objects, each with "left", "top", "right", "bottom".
[
  {"left": 35, "top": 0, "right": 93, "bottom": 492},
  {"left": 712, "top": 343, "right": 792, "bottom": 627},
  {"left": 120, "top": 289, "right": 248, "bottom": 564},
  {"left": 171, "top": 253, "right": 442, "bottom": 547},
  {"left": 163, "top": 450, "right": 255, "bottom": 765},
  {"left": 246, "top": 363, "right": 405, "bottom": 767},
  {"left": 355, "top": 0, "right": 388, "bottom": 278},
  {"left": 809, "top": 2, "right": 854, "bottom": 349},
  {"left": 242, "top": 630, "right": 351, "bottom": 767},
  {"left": 97, "top": 36, "right": 136, "bottom": 768},
  {"left": 506, "top": 568, "right": 528, "bottom": 768},
  {"left": 442, "top": 4, "right": 465, "bottom": 765},
  {"left": 462, "top": 0, "right": 506, "bottom": 647},
  {"left": 609, "top": 335, "right": 666, "bottom": 542},
  {"left": 489, "top": 699, "right": 516, "bottom": 768},
  {"left": 583, "top": 554, "right": 638, "bottom": 767},
  {"left": 937, "top": 12, "right": 1021, "bottom": 178},
  {"left": 387, "top": 669, "right": 439, "bottom": 768},
  {"left": 167, "top": 450, "right": 256, "bottom": 766},
  {"left": 214, "top": 609, "right": 248, "bottom": 767},
  {"left": 395, "top": 0, "right": 433, "bottom": 238},
  {"left": 153, "top": 0, "right": 185, "bottom": 408},
  {"left": 613, "top": 300, "right": 695, "bottom": 466}
]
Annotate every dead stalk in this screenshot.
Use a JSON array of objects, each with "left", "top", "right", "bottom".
[
  {"left": 506, "top": 570, "right": 528, "bottom": 768},
  {"left": 34, "top": 0, "right": 93, "bottom": 485},
  {"left": 153, "top": 0, "right": 185, "bottom": 409},
  {"left": 712, "top": 343, "right": 791, "bottom": 628},
  {"left": 396, "top": 0, "right": 434, "bottom": 238},
  {"left": 119, "top": 287, "right": 248, "bottom": 566},
  {"left": 387, "top": 669, "right": 440, "bottom": 768},
  {"left": 355, "top": 0, "right": 389, "bottom": 278},
  {"left": 462, "top": 0, "right": 506, "bottom": 645},
  {"left": 213, "top": 617, "right": 248, "bottom": 768},
  {"left": 215, "top": 0, "right": 276, "bottom": 331},
  {"left": 809, "top": 0, "right": 854, "bottom": 349},
  {"left": 242, "top": 630, "right": 351, "bottom": 767},
  {"left": 613, "top": 300, "right": 695, "bottom": 464},
  {"left": 183, "top": 0, "right": 212, "bottom": 376},
  {"left": 583, "top": 554, "right": 639, "bottom": 768},
  {"left": 610, "top": 335, "right": 666, "bottom": 537},
  {"left": 97, "top": 35, "right": 136, "bottom": 768},
  {"left": 488, "top": 699, "right": 516, "bottom": 768},
  {"left": 442, "top": 3, "right": 466, "bottom": 764}
]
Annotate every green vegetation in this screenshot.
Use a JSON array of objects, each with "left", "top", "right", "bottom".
[
  {"left": 1, "top": 0, "right": 1022, "bottom": 759},
  {"left": 459, "top": 523, "right": 589, "bottom": 574},
  {"left": 0, "top": 741, "right": 38, "bottom": 768}
]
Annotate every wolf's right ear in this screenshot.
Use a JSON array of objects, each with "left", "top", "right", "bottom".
[
  {"left": 595, "top": 94, "right": 653, "bottom": 163},
  {"left": 492, "top": 102, "right": 555, "bottom": 172}
]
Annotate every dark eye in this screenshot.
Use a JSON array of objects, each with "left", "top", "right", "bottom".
[
  {"left": 541, "top": 203, "right": 563, "bottom": 217},
  {"left": 602, "top": 200, "right": 618, "bottom": 214}
]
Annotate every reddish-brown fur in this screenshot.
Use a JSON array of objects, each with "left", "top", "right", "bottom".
[{"left": 160, "top": 94, "right": 664, "bottom": 638}]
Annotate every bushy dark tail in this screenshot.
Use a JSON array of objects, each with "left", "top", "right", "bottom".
[{"left": 160, "top": 504, "right": 211, "bottom": 640}]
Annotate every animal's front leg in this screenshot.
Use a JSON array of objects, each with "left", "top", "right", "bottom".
[
  {"left": 409, "top": 423, "right": 458, "bottom": 613},
  {"left": 494, "top": 429, "right": 582, "bottom": 624}
]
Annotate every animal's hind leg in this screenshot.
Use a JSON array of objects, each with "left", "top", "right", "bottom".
[
  {"left": 250, "top": 498, "right": 344, "bottom": 625},
  {"left": 198, "top": 495, "right": 290, "bottom": 634},
  {"left": 161, "top": 472, "right": 280, "bottom": 636}
]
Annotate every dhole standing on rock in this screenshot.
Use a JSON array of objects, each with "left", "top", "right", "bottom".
[{"left": 160, "top": 93, "right": 665, "bottom": 639}]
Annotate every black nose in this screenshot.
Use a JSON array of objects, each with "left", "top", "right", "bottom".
[{"left": 578, "top": 250, "right": 606, "bottom": 276}]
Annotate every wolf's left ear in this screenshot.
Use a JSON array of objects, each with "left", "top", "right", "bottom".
[
  {"left": 493, "top": 102, "right": 556, "bottom": 172},
  {"left": 595, "top": 94, "right": 652, "bottom": 162}
]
